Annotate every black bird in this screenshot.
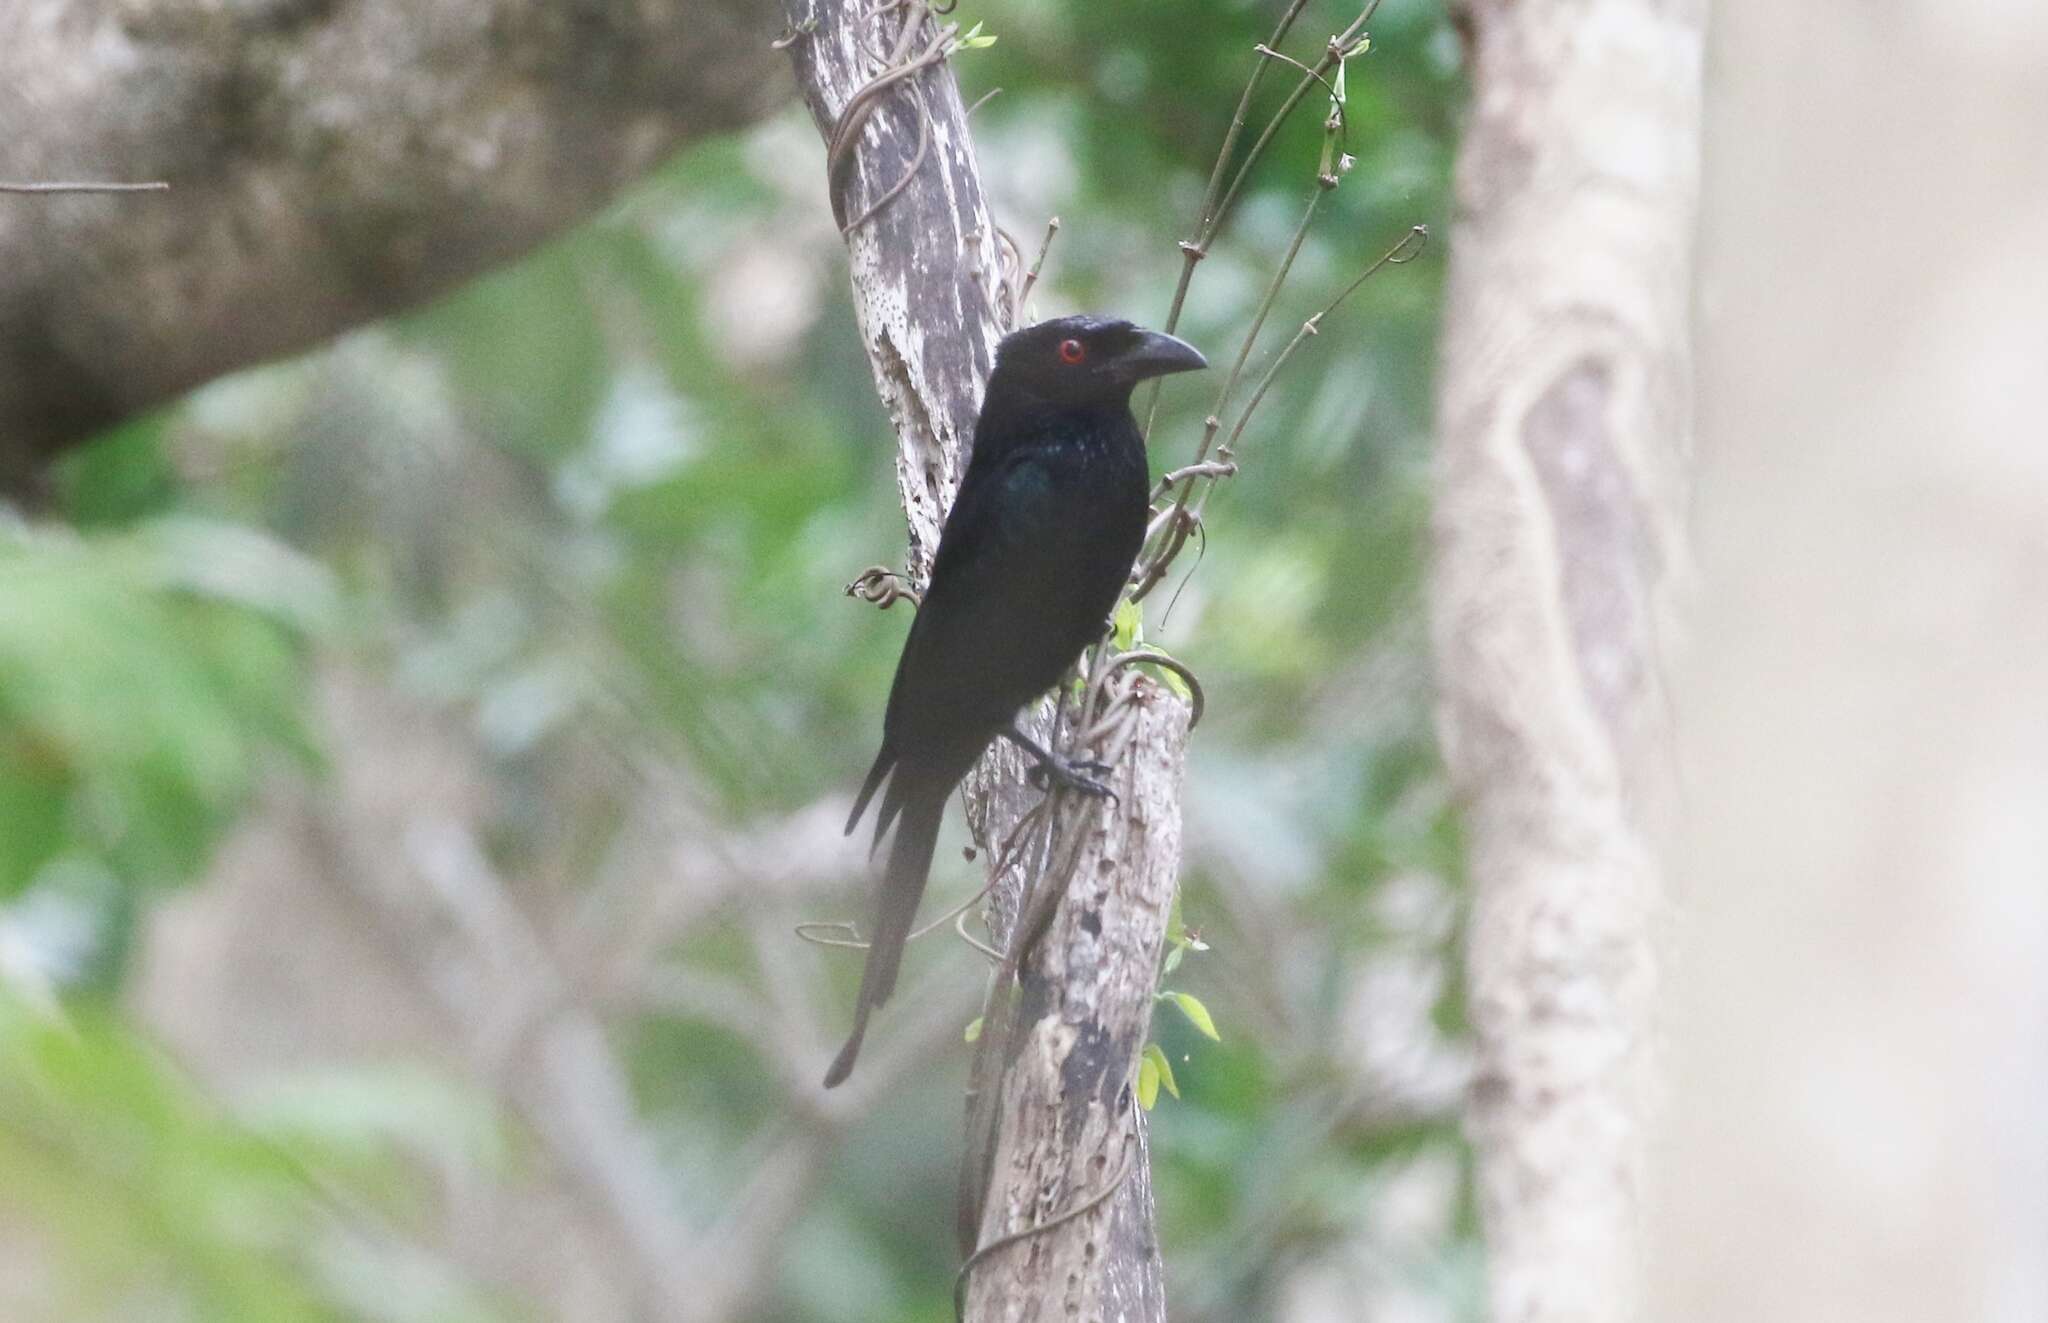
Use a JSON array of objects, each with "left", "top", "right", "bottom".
[{"left": 825, "top": 315, "right": 1207, "bottom": 1088}]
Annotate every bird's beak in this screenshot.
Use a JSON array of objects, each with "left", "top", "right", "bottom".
[{"left": 1116, "top": 329, "right": 1208, "bottom": 382}]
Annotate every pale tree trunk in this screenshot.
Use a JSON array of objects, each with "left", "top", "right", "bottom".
[
  {"left": 1432, "top": 1, "right": 1705, "bottom": 1320},
  {"left": 0, "top": 0, "right": 784, "bottom": 493},
  {"left": 782, "top": 2, "right": 1184, "bottom": 1318},
  {"left": 1648, "top": 3, "right": 2048, "bottom": 1321}
]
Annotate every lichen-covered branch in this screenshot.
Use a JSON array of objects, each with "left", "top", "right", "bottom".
[
  {"left": 959, "top": 675, "right": 1184, "bottom": 1323},
  {"left": 781, "top": 0, "right": 1000, "bottom": 570},
  {"left": 1431, "top": 1, "right": 1704, "bottom": 1320},
  {"left": 783, "top": 3, "right": 1183, "bottom": 1318},
  {"left": 0, "top": 0, "right": 785, "bottom": 495}
]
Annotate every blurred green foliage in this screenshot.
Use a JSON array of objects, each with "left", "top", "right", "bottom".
[
  {"left": 0, "top": 515, "right": 322, "bottom": 940},
  {"left": 0, "top": 1, "right": 1471, "bottom": 1318},
  {"left": 0, "top": 992, "right": 507, "bottom": 1322}
]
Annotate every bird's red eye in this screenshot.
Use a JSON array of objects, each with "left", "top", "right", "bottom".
[{"left": 1058, "top": 338, "right": 1087, "bottom": 365}]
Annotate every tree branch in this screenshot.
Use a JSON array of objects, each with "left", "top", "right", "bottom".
[
  {"left": 1431, "top": 1, "right": 1704, "bottom": 1319},
  {"left": 782, "top": 3, "right": 1187, "bottom": 1317},
  {"left": 0, "top": 0, "right": 787, "bottom": 496},
  {"left": 781, "top": 0, "right": 999, "bottom": 570}
]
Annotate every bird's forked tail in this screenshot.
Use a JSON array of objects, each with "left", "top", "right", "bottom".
[{"left": 823, "top": 780, "right": 944, "bottom": 1088}]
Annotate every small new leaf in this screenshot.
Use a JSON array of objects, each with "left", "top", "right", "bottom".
[
  {"left": 1144, "top": 1042, "right": 1180, "bottom": 1100},
  {"left": 1169, "top": 991, "right": 1221, "bottom": 1042},
  {"left": 964, "top": 1016, "right": 983, "bottom": 1043},
  {"left": 1137, "top": 1053, "right": 1160, "bottom": 1110},
  {"left": 1113, "top": 598, "right": 1142, "bottom": 650}
]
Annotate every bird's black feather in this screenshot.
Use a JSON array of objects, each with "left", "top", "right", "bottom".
[{"left": 826, "top": 315, "right": 1205, "bottom": 1087}]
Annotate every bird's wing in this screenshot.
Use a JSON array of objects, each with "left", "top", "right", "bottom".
[
  {"left": 926, "top": 445, "right": 1053, "bottom": 591},
  {"left": 880, "top": 449, "right": 1059, "bottom": 743}
]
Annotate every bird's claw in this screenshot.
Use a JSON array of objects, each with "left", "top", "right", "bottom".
[{"left": 1026, "top": 755, "right": 1117, "bottom": 802}]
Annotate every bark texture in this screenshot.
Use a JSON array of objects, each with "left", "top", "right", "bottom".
[
  {"left": 960, "top": 689, "right": 1182, "bottom": 1323},
  {"left": 1649, "top": 4, "right": 2048, "bottom": 1321},
  {"left": 1432, "top": 1, "right": 1704, "bottom": 1320},
  {"left": 781, "top": 0, "right": 1002, "bottom": 571},
  {"left": 0, "top": 0, "right": 785, "bottom": 494},
  {"left": 784, "top": 3, "right": 1184, "bottom": 1317}
]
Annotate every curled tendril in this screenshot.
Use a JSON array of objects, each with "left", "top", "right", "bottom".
[
  {"left": 826, "top": 5, "right": 960, "bottom": 230},
  {"left": 797, "top": 792, "right": 1050, "bottom": 964},
  {"left": 954, "top": 1131, "right": 1137, "bottom": 1320},
  {"left": 841, "top": 86, "right": 933, "bottom": 235},
  {"left": 1098, "top": 648, "right": 1207, "bottom": 732},
  {"left": 794, "top": 921, "right": 868, "bottom": 951},
  {"left": 769, "top": 16, "right": 816, "bottom": 49},
  {"left": 845, "top": 565, "right": 921, "bottom": 609}
]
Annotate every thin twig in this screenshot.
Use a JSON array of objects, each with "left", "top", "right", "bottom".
[
  {"left": 1013, "top": 215, "right": 1061, "bottom": 328},
  {"left": 0, "top": 180, "right": 168, "bottom": 194},
  {"left": 794, "top": 921, "right": 870, "bottom": 951},
  {"left": 1252, "top": 44, "right": 1351, "bottom": 151},
  {"left": 1132, "top": 139, "right": 1335, "bottom": 602},
  {"left": 1207, "top": 8, "right": 1379, "bottom": 239},
  {"left": 1130, "top": 14, "right": 1419, "bottom": 605},
  {"left": 953, "top": 909, "right": 1003, "bottom": 962},
  {"left": 1141, "top": 0, "right": 1316, "bottom": 438},
  {"left": 1150, "top": 460, "right": 1237, "bottom": 500},
  {"left": 1216, "top": 224, "right": 1430, "bottom": 462},
  {"left": 1161, "top": 230, "right": 1426, "bottom": 602},
  {"left": 798, "top": 789, "right": 1047, "bottom": 956}
]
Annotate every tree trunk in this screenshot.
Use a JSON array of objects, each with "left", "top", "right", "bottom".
[
  {"left": 1431, "top": 1, "right": 1705, "bottom": 1320},
  {"left": 782, "top": 3, "right": 1184, "bottom": 1318},
  {"left": 0, "top": 0, "right": 785, "bottom": 495},
  {"left": 1649, "top": 3, "right": 2048, "bottom": 1320}
]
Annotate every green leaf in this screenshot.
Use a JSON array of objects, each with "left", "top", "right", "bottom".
[
  {"left": 1136, "top": 1052, "right": 1159, "bottom": 1110},
  {"left": 1168, "top": 991, "right": 1221, "bottom": 1042},
  {"left": 1162, "top": 945, "right": 1185, "bottom": 976},
  {"left": 1112, "top": 598, "right": 1142, "bottom": 651},
  {"left": 55, "top": 412, "right": 178, "bottom": 527},
  {"left": 963, "top": 1016, "right": 983, "bottom": 1043},
  {"left": 1143, "top": 1042, "right": 1180, "bottom": 1101},
  {"left": 0, "top": 522, "right": 318, "bottom": 904},
  {"left": 0, "top": 754, "right": 68, "bottom": 897}
]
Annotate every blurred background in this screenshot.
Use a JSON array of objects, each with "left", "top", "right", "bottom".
[{"left": 0, "top": 1, "right": 1476, "bottom": 1320}]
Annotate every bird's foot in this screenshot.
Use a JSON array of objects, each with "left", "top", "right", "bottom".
[
  {"left": 1026, "top": 752, "right": 1117, "bottom": 801},
  {"left": 1001, "top": 724, "right": 1118, "bottom": 802}
]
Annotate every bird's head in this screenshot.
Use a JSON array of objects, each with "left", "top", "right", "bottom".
[{"left": 989, "top": 315, "right": 1208, "bottom": 410}]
